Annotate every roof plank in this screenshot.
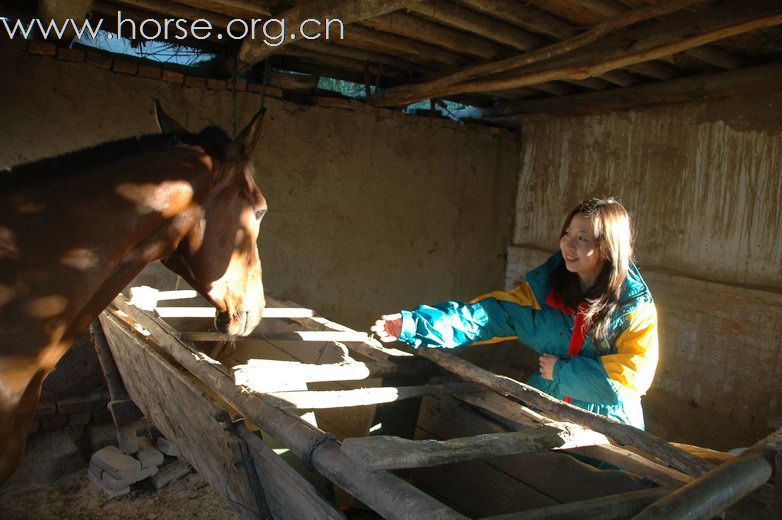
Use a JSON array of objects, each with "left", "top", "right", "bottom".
[{"left": 238, "top": 0, "right": 426, "bottom": 65}]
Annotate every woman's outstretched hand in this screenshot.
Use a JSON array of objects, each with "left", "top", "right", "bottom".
[{"left": 371, "top": 313, "right": 403, "bottom": 343}]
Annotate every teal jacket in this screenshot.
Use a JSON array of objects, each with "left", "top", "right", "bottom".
[{"left": 398, "top": 252, "right": 658, "bottom": 429}]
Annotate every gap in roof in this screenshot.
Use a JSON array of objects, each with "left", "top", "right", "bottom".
[
  {"left": 313, "top": 77, "right": 474, "bottom": 121},
  {"left": 75, "top": 29, "right": 216, "bottom": 66}
]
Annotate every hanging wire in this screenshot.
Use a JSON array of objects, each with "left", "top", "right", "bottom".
[
  {"left": 232, "top": 53, "right": 238, "bottom": 136},
  {"left": 259, "top": 57, "right": 272, "bottom": 112}
]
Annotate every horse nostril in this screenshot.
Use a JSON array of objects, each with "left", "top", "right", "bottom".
[{"left": 215, "top": 312, "right": 230, "bottom": 332}]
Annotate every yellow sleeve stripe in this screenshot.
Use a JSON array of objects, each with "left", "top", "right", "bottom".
[
  {"left": 470, "top": 336, "right": 517, "bottom": 347},
  {"left": 469, "top": 282, "right": 541, "bottom": 310},
  {"left": 601, "top": 303, "right": 659, "bottom": 397}
]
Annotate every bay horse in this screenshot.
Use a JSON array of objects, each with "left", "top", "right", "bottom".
[{"left": 0, "top": 105, "right": 268, "bottom": 484}]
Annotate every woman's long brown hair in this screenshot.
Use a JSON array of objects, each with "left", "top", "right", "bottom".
[{"left": 550, "top": 198, "right": 634, "bottom": 340}]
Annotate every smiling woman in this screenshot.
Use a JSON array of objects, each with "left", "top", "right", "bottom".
[{"left": 372, "top": 198, "right": 659, "bottom": 430}]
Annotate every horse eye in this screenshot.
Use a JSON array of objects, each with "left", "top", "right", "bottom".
[{"left": 255, "top": 209, "right": 267, "bottom": 221}]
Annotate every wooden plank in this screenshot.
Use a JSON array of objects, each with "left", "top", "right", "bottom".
[
  {"left": 235, "top": 424, "right": 344, "bottom": 520},
  {"left": 407, "top": 0, "right": 543, "bottom": 50},
  {"left": 479, "top": 487, "right": 670, "bottom": 520},
  {"left": 266, "top": 296, "right": 413, "bottom": 361},
  {"left": 263, "top": 382, "right": 482, "bottom": 410},
  {"left": 373, "top": 0, "right": 700, "bottom": 106},
  {"left": 411, "top": 459, "right": 559, "bottom": 517},
  {"left": 180, "top": 330, "right": 370, "bottom": 342},
  {"left": 341, "top": 424, "right": 607, "bottom": 471},
  {"left": 568, "top": 445, "right": 689, "bottom": 489},
  {"left": 417, "top": 394, "right": 651, "bottom": 505},
  {"left": 473, "top": 61, "right": 782, "bottom": 121},
  {"left": 439, "top": 0, "right": 782, "bottom": 97},
  {"left": 416, "top": 348, "right": 713, "bottom": 477},
  {"left": 110, "top": 296, "right": 468, "bottom": 520},
  {"left": 360, "top": 12, "right": 508, "bottom": 61},
  {"left": 233, "top": 358, "right": 433, "bottom": 383},
  {"left": 411, "top": 396, "right": 559, "bottom": 516},
  {"left": 170, "top": 0, "right": 271, "bottom": 19},
  {"left": 99, "top": 312, "right": 263, "bottom": 520},
  {"left": 238, "top": 0, "right": 426, "bottom": 65},
  {"left": 453, "top": 391, "right": 691, "bottom": 488},
  {"left": 155, "top": 306, "right": 315, "bottom": 318},
  {"left": 633, "top": 429, "right": 782, "bottom": 520}
]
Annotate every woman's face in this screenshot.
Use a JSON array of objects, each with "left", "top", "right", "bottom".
[{"left": 560, "top": 213, "right": 606, "bottom": 286}]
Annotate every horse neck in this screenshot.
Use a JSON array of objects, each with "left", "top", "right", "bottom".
[{"left": 0, "top": 146, "right": 218, "bottom": 357}]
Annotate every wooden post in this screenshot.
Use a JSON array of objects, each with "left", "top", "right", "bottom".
[
  {"left": 415, "top": 348, "right": 712, "bottom": 477},
  {"left": 90, "top": 320, "right": 143, "bottom": 454},
  {"left": 341, "top": 424, "right": 607, "bottom": 471},
  {"left": 632, "top": 429, "right": 782, "bottom": 520},
  {"left": 109, "top": 296, "right": 468, "bottom": 519},
  {"left": 480, "top": 487, "right": 670, "bottom": 520}
]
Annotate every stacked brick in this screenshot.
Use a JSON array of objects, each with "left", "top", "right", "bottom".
[
  {"left": 30, "top": 392, "right": 110, "bottom": 434},
  {"left": 88, "top": 436, "right": 191, "bottom": 499}
]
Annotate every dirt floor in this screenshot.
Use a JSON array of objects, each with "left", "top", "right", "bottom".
[{"left": 0, "top": 424, "right": 241, "bottom": 520}]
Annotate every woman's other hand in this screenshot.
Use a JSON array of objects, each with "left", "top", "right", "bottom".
[
  {"left": 371, "top": 313, "right": 403, "bottom": 343},
  {"left": 539, "top": 354, "right": 558, "bottom": 380}
]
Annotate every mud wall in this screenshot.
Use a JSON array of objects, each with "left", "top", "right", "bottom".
[
  {"left": 0, "top": 43, "right": 518, "bottom": 332},
  {"left": 510, "top": 93, "right": 782, "bottom": 449}
]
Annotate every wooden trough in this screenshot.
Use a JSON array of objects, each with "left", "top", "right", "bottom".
[{"left": 97, "top": 284, "right": 781, "bottom": 520}]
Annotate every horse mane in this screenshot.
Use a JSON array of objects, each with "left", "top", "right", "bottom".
[{"left": 0, "top": 126, "right": 232, "bottom": 191}]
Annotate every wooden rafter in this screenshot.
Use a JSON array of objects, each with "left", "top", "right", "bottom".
[
  {"left": 374, "top": 0, "right": 782, "bottom": 106},
  {"left": 360, "top": 12, "right": 570, "bottom": 96},
  {"left": 414, "top": 348, "right": 713, "bottom": 477},
  {"left": 361, "top": 11, "right": 509, "bottom": 61},
  {"left": 471, "top": 60, "right": 782, "bottom": 122},
  {"left": 340, "top": 25, "right": 467, "bottom": 66},
  {"left": 340, "top": 424, "right": 608, "bottom": 471},
  {"left": 170, "top": 0, "right": 271, "bottom": 19},
  {"left": 372, "top": 0, "right": 701, "bottom": 106},
  {"left": 407, "top": 0, "right": 543, "bottom": 51},
  {"left": 407, "top": 1, "right": 640, "bottom": 89},
  {"left": 111, "top": 0, "right": 234, "bottom": 28},
  {"left": 237, "top": 0, "right": 425, "bottom": 66}
]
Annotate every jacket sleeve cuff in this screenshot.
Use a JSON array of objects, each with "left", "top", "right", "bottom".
[{"left": 398, "top": 310, "right": 419, "bottom": 347}]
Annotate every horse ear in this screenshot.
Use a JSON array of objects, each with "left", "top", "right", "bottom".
[
  {"left": 155, "top": 100, "right": 187, "bottom": 135},
  {"left": 227, "top": 108, "right": 266, "bottom": 163}
]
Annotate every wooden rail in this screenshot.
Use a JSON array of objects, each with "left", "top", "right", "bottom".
[{"left": 100, "top": 288, "right": 779, "bottom": 519}]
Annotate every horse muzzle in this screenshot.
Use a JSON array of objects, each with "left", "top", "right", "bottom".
[{"left": 215, "top": 308, "right": 262, "bottom": 336}]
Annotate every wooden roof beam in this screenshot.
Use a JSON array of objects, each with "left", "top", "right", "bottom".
[
  {"left": 457, "top": 0, "right": 577, "bottom": 40},
  {"left": 467, "top": 60, "right": 782, "bottom": 122},
  {"left": 373, "top": 0, "right": 701, "bottom": 106},
  {"left": 342, "top": 25, "right": 467, "bottom": 66},
  {"left": 111, "top": 0, "right": 234, "bottom": 29},
  {"left": 374, "top": 0, "right": 782, "bottom": 106},
  {"left": 685, "top": 46, "right": 746, "bottom": 70},
  {"left": 170, "top": 0, "right": 271, "bottom": 19},
  {"left": 449, "top": 1, "right": 782, "bottom": 97},
  {"left": 568, "top": 0, "right": 748, "bottom": 71},
  {"left": 238, "top": 0, "right": 425, "bottom": 66},
  {"left": 361, "top": 11, "right": 508, "bottom": 61},
  {"left": 406, "top": 0, "right": 542, "bottom": 51},
  {"left": 407, "top": 1, "right": 641, "bottom": 89}
]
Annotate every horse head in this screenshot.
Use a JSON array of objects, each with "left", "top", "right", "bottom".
[{"left": 156, "top": 104, "right": 267, "bottom": 336}]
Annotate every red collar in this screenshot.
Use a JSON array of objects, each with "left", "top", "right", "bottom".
[
  {"left": 545, "top": 288, "right": 575, "bottom": 314},
  {"left": 546, "top": 289, "right": 589, "bottom": 357}
]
